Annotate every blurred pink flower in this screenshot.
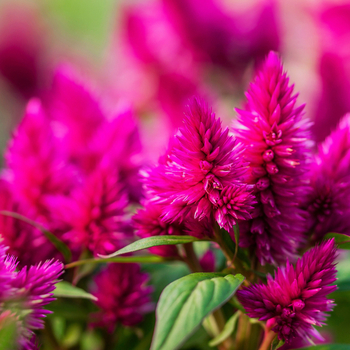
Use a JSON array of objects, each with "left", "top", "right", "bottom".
[{"left": 91, "top": 263, "right": 154, "bottom": 331}]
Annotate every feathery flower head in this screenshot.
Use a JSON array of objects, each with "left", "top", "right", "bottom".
[
  {"left": 213, "top": 184, "right": 256, "bottom": 231},
  {"left": 60, "top": 161, "right": 131, "bottom": 257},
  {"left": 0, "top": 244, "right": 63, "bottom": 349},
  {"left": 91, "top": 263, "right": 154, "bottom": 332},
  {"left": 306, "top": 114, "right": 350, "bottom": 240},
  {"left": 234, "top": 51, "right": 311, "bottom": 264},
  {"left": 146, "top": 97, "right": 248, "bottom": 228},
  {"left": 6, "top": 98, "right": 75, "bottom": 215},
  {"left": 237, "top": 239, "right": 337, "bottom": 343}
]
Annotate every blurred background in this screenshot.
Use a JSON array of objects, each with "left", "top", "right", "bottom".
[{"left": 0, "top": 0, "right": 349, "bottom": 348}]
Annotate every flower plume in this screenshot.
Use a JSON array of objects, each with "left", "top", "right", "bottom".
[
  {"left": 237, "top": 239, "right": 337, "bottom": 343},
  {"left": 234, "top": 51, "right": 311, "bottom": 264}
]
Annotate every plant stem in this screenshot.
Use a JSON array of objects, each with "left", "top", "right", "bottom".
[
  {"left": 258, "top": 330, "right": 276, "bottom": 350},
  {"left": 183, "top": 242, "right": 202, "bottom": 272}
]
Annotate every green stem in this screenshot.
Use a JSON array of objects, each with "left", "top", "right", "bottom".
[{"left": 183, "top": 242, "right": 202, "bottom": 272}]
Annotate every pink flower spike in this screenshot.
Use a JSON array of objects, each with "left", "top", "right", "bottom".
[
  {"left": 234, "top": 51, "right": 311, "bottom": 265},
  {"left": 237, "top": 239, "right": 337, "bottom": 344}
]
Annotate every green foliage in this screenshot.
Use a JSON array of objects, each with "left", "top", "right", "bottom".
[
  {"left": 54, "top": 281, "right": 97, "bottom": 301},
  {"left": 208, "top": 311, "right": 240, "bottom": 347},
  {"left": 100, "top": 236, "right": 202, "bottom": 258},
  {"left": 151, "top": 272, "right": 245, "bottom": 350},
  {"left": 324, "top": 233, "right": 350, "bottom": 249}
]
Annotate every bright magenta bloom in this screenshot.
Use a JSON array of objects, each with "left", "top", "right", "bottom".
[
  {"left": 306, "top": 114, "right": 350, "bottom": 239},
  {"left": 6, "top": 98, "right": 75, "bottom": 216},
  {"left": 0, "top": 244, "right": 63, "bottom": 349},
  {"left": 234, "top": 51, "right": 311, "bottom": 264},
  {"left": 145, "top": 98, "right": 251, "bottom": 231},
  {"left": 91, "top": 263, "right": 153, "bottom": 331},
  {"left": 237, "top": 239, "right": 337, "bottom": 343}
]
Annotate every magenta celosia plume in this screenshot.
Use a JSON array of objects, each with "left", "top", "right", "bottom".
[
  {"left": 0, "top": 243, "right": 63, "bottom": 349},
  {"left": 59, "top": 162, "right": 132, "bottom": 257},
  {"left": 91, "top": 263, "right": 153, "bottom": 331},
  {"left": 237, "top": 239, "right": 337, "bottom": 343},
  {"left": 6, "top": 98, "right": 75, "bottom": 216},
  {"left": 145, "top": 97, "right": 254, "bottom": 232},
  {"left": 305, "top": 114, "right": 350, "bottom": 240},
  {"left": 234, "top": 51, "right": 311, "bottom": 265}
]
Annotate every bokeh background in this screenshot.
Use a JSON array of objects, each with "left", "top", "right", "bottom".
[{"left": 0, "top": 0, "right": 350, "bottom": 348}]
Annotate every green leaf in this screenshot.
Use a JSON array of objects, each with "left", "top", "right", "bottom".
[
  {"left": 324, "top": 233, "right": 350, "bottom": 249},
  {"left": 298, "top": 345, "right": 350, "bottom": 350},
  {"left": 208, "top": 311, "right": 240, "bottom": 347},
  {"left": 0, "top": 210, "right": 72, "bottom": 262},
  {"left": 99, "top": 236, "right": 202, "bottom": 258},
  {"left": 66, "top": 255, "right": 166, "bottom": 269},
  {"left": 271, "top": 337, "right": 285, "bottom": 350},
  {"left": 151, "top": 272, "right": 245, "bottom": 350},
  {"left": 54, "top": 281, "right": 97, "bottom": 301}
]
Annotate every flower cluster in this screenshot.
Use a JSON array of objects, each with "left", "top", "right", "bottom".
[
  {"left": 0, "top": 243, "right": 63, "bottom": 349},
  {"left": 237, "top": 239, "right": 337, "bottom": 343},
  {"left": 1, "top": 66, "right": 141, "bottom": 264}
]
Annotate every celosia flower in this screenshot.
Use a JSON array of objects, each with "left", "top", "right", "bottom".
[
  {"left": 6, "top": 98, "right": 75, "bottom": 216},
  {"left": 145, "top": 97, "right": 249, "bottom": 229},
  {"left": 91, "top": 263, "right": 153, "bottom": 331},
  {"left": 234, "top": 51, "right": 311, "bottom": 264},
  {"left": 212, "top": 184, "right": 256, "bottom": 231},
  {"left": 305, "top": 114, "right": 350, "bottom": 240},
  {"left": 48, "top": 66, "right": 143, "bottom": 202},
  {"left": 237, "top": 239, "right": 337, "bottom": 343},
  {"left": 47, "top": 65, "right": 105, "bottom": 166},
  {"left": 60, "top": 162, "right": 131, "bottom": 257},
  {"left": 312, "top": 3, "right": 350, "bottom": 143},
  {"left": 0, "top": 244, "right": 63, "bottom": 349},
  {"left": 133, "top": 202, "right": 183, "bottom": 257},
  {"left": 162, "top": 0, "right": 280, "bottom": 76}
]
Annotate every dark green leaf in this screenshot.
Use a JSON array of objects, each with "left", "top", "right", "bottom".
[
  {"left": 66, "top": 255, "right": 166, "bottom": 269},
  {"left": 324, "top": 233, "right": 350, "bottom": 249},
  {"left": 209, "top": 311, "right": 240, "bottom": 347},
  {"left": 54, "top": 281, "right": 97, "bottom": 301},
  {"left": 99, "top": 236, "right": 202, "bottom": 258},
  {"left": 0, "top": 210, "right": 72, "bottom": 262},
  {"left": 151, "top": 272, "right": 245, "bottom": 350}
]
